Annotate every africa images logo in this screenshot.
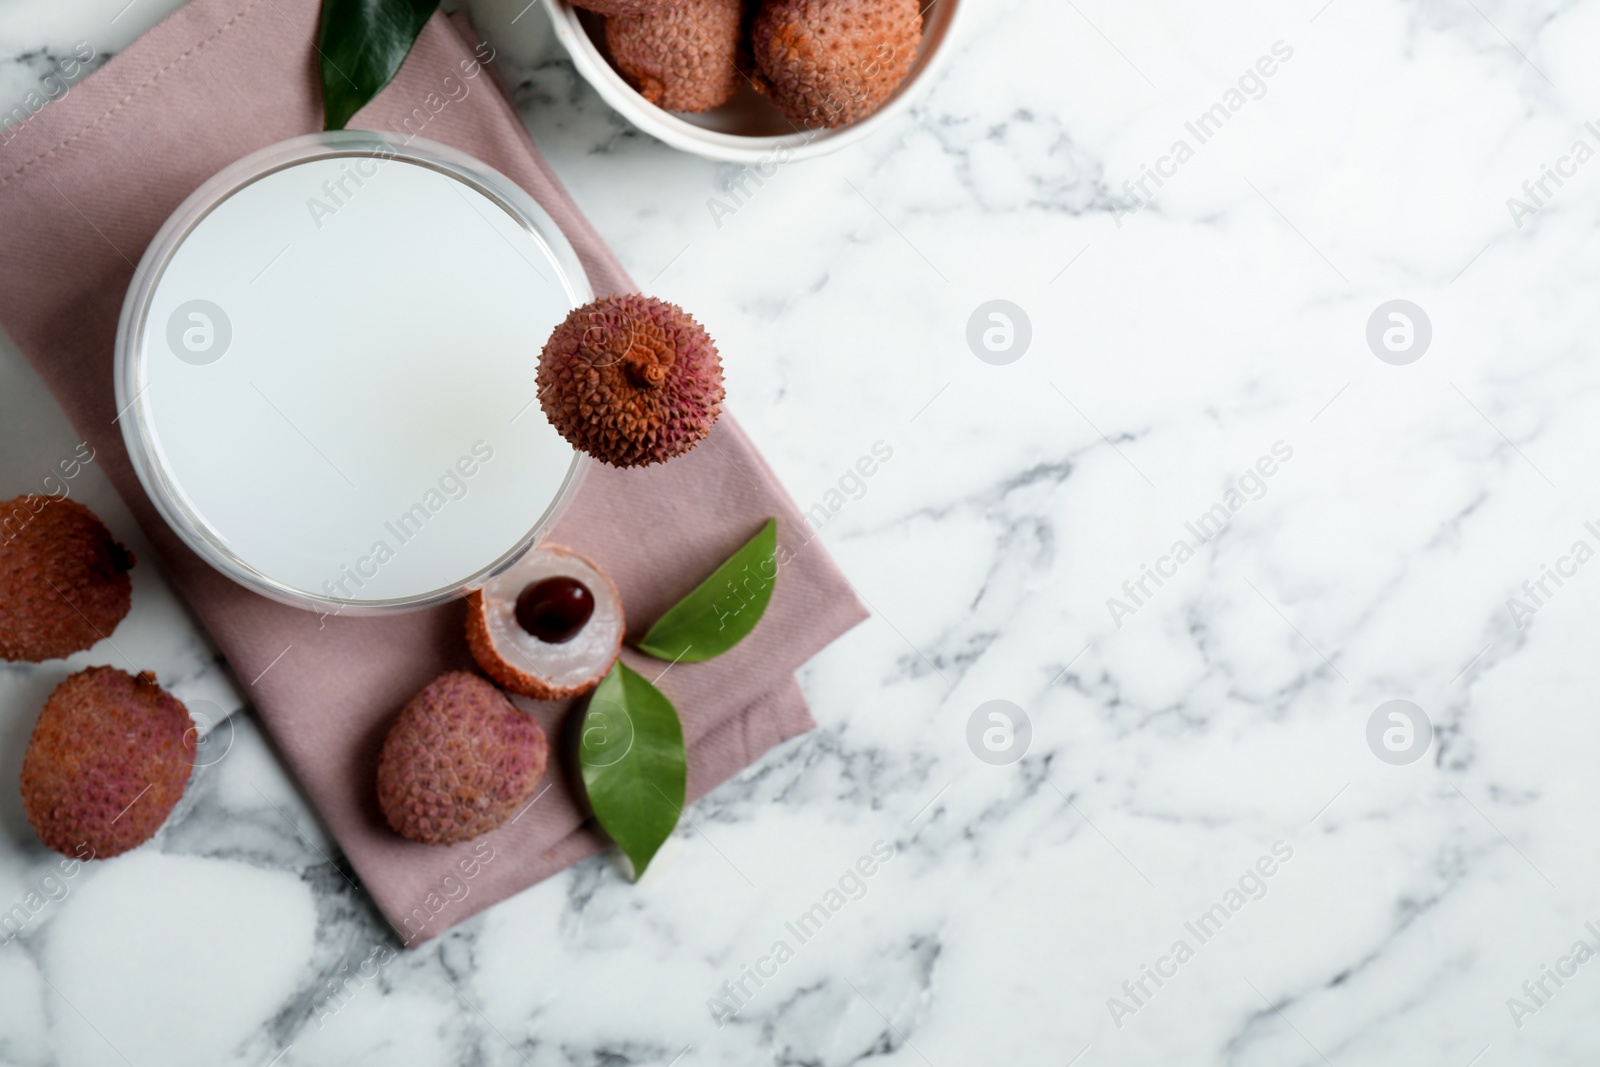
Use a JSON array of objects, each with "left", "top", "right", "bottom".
[{"left": 166, "top": 299, "right": 232, "bottom": 366}]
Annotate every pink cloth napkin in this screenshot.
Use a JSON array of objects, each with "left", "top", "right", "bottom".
[{"left": 0, "top": 0, "right": 865, "bottom": 943}]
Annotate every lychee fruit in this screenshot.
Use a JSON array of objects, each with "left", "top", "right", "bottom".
[
  {"left": 606, "top": 0, "right": 745, "bottom": 113},
  {"left": 572, "top": 0, "right": 679, "bottom": 15},
  {"left": 0, "top": 496, "right": 134, "bottom": 662},
  {"left": 376, "top": 672, "right": 549, "bottom": 846},
  {"left": 751, "top": 0, "right": 923, "bottom": 128},
  {"left": 537, "top": 294, "right": 724, "bottom": 468},
  {"left": 21, "top": 667, "right": 195, "bottom": 859},
  {"left": 466, "top": 544, "right": 624, "bottom": 700}
]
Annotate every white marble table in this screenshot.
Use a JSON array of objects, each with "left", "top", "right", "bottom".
[{"left": 4, "top": 0, "right": 1600, "bottom": 1063}]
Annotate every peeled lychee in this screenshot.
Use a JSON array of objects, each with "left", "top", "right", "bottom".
[
  {"left": 376, "top": 672, "right": 549, "bottom": 846},
  {"left": 572, "top": 0, "right": 679, "bottom": 15},
  {"left": 751, "top": 0, "right": 923, "bottom": 128},
  {"left": 538, "top": 294, "right": 724, "bottom": 468},
  {"left": 606, "top": 0, "right": 745, "bottom": 113},
  {"left": 0, "top": 496, "right": 134, "bottom": 662},
  {"left": 466, "top": 544, "right": 624, "bottom": 700},
  {"left": 21, "top": 667, "right": 195, "bottom": 859}
]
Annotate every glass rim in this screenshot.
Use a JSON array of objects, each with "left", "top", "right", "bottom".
[{"left": 114, "top": 131, "right": 592, "bottom": 616}]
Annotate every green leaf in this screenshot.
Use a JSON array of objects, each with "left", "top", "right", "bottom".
[
  {"left": 636, "top": 518, "right": 778, "bottom": 663},
  {"left": 317, "top": 0, "right": 440, "bottom": 131},
  {"left": 578, "top": 662, "right": 686, "bottom": 880}
]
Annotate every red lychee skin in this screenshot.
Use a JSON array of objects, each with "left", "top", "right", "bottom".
[
  {"left": 606, "top": 0, "right": 745, "bottom": 113},
  {"left": 537, "top": 294, "right": 724, "bottom": 468},
  {"left": 572, "top": 0, "right": 679, "bottom": 14},
  {"left": 751, "top": 0, "right": 922, "bottom": 128},
  {"left": 376, "top": 672, "right": 549, "bottom": 846},
  {"left": 0, "top": 495, "right": 135, "bottom": 663},
  {"left": 21, "top": 667, "right": 195, "bottom": 860}
]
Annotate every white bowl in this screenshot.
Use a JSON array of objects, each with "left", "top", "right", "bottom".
[{"left": 543, "top": 0, "right": 964, "bottom": 162}]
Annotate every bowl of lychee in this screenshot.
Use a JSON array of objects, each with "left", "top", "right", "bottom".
[{"left": 544, "top": 0, "right": 963, "bottom": 162}]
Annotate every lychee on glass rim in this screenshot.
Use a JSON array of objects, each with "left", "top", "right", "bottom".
[{"left": 114, "top": 132, "right": 592, "bottom": 614}]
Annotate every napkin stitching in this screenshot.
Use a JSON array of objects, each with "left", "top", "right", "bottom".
[{"left": 0, "top": 0, "right": 267, "bottom": 187}]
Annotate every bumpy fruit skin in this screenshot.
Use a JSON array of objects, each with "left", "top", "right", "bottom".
[
  {"left": 21, "top": 667, "right": 194, "bottom": 859},
  {"left": 572, "top": 0, "right": 678, "bottom": 15},
  {"left": 376, "top": 672, "right": 549, "bottom": 846},
  {"left": 538, "top": 294, "right": 724, "bottom": 468},
  {"left": 606, "top": 0, "right": 745, "bottom": 113},
  {"left": 0, "top": 496, "right": 134, "bottom": 662},
  {"left": 751, "top": 0, "right": 922, "bottom": 128}
]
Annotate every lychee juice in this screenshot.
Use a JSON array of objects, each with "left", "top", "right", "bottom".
[{"left": 122, "top": 139, "right": 586, "bottom": 611}]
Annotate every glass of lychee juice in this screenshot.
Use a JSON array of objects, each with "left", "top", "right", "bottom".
[{"left": 115, "top": 133, "right": 590, "bottom": 614}]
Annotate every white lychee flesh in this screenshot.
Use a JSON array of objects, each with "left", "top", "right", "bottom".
[{"left": 468, "top": 545, "right": 623, "bottom": 699}]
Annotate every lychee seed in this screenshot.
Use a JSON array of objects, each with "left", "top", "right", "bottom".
[{"left": 515, "top": 577, "right": 595, "bottom": 644}]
